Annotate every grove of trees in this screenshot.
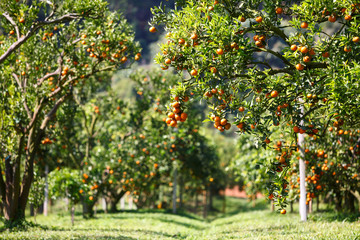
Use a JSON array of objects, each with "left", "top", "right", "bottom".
[{"left": 0, "top": 0, "right": 359, "bottom": 231}]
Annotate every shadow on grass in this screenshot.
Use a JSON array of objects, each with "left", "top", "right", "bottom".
[
  {"left": 309, "top": 211, "right": 360, "bottom": 223},
  {"left": 34, "top": 226, "right": 188, "bottom": 239},
  {"left": 208, "top": 197, "right": 269, "bottom": 221}
]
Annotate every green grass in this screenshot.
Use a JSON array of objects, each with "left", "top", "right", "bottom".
[{"left": 1, "top": 197, "right": 359, "bottom": 239}]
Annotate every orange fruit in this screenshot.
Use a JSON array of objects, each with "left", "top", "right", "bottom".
[
  {"left": 303, "top": 56, "right": 311, "bottom": 63},
  {"left": 328, "top": 15, "right": 336, "bottom": 22},
  {"left": 190, "top": 69, "right": 198, "bottom": 76},
  {"left": 275, "top": 7, "right": 283, "bottom": 14},
  {"left": 270, "top": 90, "right": 278, "bottom": 98},
  {"left": 216, "top": 48, "right": 224, "bottom": 55},
  {"left": 255, "top": 16, "right": 263, "bottom": 23},
  {"left": 345, "top": 15, "right": 352, "bottom": 21},
  {"left": 301, "top": 22, "right": 308, "bottom": 28},
  {"left": 300, "top": 46, "right": 308, "bottom": 54},
  {"left": 344, "top": 46, "right": 351, "bottom": 52},
  {"left": 293, "top": 126, "right": 300, "bottom": 133},
  {"left": 296, "top": 63, "right": 304, "bottom": 71},
  {"left": 290, "top": 45, "right": 297, "bottom": 51},
  {"left": 149, "top": 26, "right": 157, "bottom": 33}
]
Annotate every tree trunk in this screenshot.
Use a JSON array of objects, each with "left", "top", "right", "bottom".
[
  {"left": 109, "top": 190, "right": 126, "bottom": 213},
  {"left": 350, "top": 190, "right": 360, "bottom": 213},
  {"left": 43, "top": 164, "right": 49, "bottom": 216},
  {"left": 82, "top": 198, "right": 95, "bottom": 218},
  {"left": 334, "top": 191, "right": 342, "bottom": 212},
  {"left": 71, "top": 206, "right": 75, "bottom": 226},
  {"left": 298, "top": 120, "right": 307, "bottom": 222},
  {"left": 195, "top": 193, "right": 198, "bottom": 214},
  {"left": 203, "top": 190, "right": 207, "bottom": 219},
  {"left": 102, "top": 198, "right": 107, "bottom": 214},
  {"left": 120, "top": 195, "right": 125, "bottom": 210},
  {"left": 30, "top": 204, "right": 34, "bottom": 217},
  {"left": 290, "top": 201, "right": 294, "bottom": 213},
  {"left": 308, "top": 199, "right": 313, "bottom": 213},
  {"left": 252, "top": 194, "right": 256, "bottom": 208},
  {"left": 271, "top": 200, "right": 275, "bottom": 212},
  {"left": 345, "top": 191, "right": 355, "bottom": 212}
]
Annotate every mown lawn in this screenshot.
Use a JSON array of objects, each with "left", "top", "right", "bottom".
[{"left": 1, "top": 197, "right": 359, "bottom": 240}]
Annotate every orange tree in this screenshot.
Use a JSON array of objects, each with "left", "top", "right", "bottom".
[
  {"left": 290, "top": 127, "right": 360, "bottom": 212},
  {"left": 0, "top": 0, "right": 140, "bottom": 224},
  {"left": 151, "top": 0, "right": 360, "bottom": 212},
  {"left": 122, "top": 69, "right": 222, "bottom": 211}
]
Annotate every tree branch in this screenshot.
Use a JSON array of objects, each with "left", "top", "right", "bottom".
[
  {"left": 36, "top": 52, "right": 64, "bottom": 87},
  {"left": 12, "top": 73, "right": 32, "bottom": 119},
  {"left": 3, "top": 12, "right": 20, "bottom": 40},
  {"left": 0, "top": 13, "right": 80, "bottom": 64}
]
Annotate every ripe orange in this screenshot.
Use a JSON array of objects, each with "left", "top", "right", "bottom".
[
  {"left": 255, "top": 16, "right": 263, "bottom": 23},
  {"left": 300, "top": 46, "right": 308, "bottom": 54},
  {"left": 345, "top": 15, "right": 352, "bottom": 21},
  {"left": 271, "top": 90, "right": 278, "bottom": 98},
  {"left": 220, "top": 119, "right": 227, "bottom": 126},
  {"left": 210, "top": 67, "right": 217, "bottom": 73},
  {"left": 280, "top": 209, "right": 286, "bottom": 214},
  {"left": 190, "top": 33, "right": 198, "bottom": 40},
  {"left": 170, "top": 120, "right": 177, "bottom": 127},
  {"left": 179, "top": 38, "right": 185, "bottom": 45},
  {"left": 344, "top": 46, "right": 351, "bottom": 52},
  {"left": 353, "top": 36, "right": 360, "bottom": 43},
  {"left": 275, "top": 7, "right": 283, "bottom": 14},
  {"left": 216, "top": 48, "right": 224, "bottom": 55},
  {"left": 190, "top": 69, "right": 198, "bottom": 76},
  {"left": 301, "top": 22, "right": 308, "bottom": 29},
  {"left": 19, "top": 18, "right": 25, "bottom": 23},
  {"left": 303, "top": 56, "right": 311, "bottom": 63},
  {"left": 296, "top": 63, "right": 304, "bottom": 71},
  {"left": 328, "top": 15, "right": 336, "bottom": 22},
  {"left": 149, "top": 26, "right": 157, "bottom": 33},
  {"left": 293, "top": 126, "right": 300, "bottom": 133},
  {"left": 165, "top": 58, "right": 171, "bottom": 64},
  {"left": 172, "top": 102, "right": 180, "bottom": 108},
  {"left": 238, "top": 106, "right": 245, "bottom": 112},
  {"left": 290, "top": 45, "right": 297, "bottom": 51},
  {"left": 180, "top": 112, "right": 188, "bottom": 120}
]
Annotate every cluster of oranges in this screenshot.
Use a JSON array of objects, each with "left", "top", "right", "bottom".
[
  {"left": 293, "top": 124, "right": 319, "bottom": 137},
  {"left": 253, "top": 34, "right": 266, "bottom": 48},
  {"left": 41, "top": 137, "right": 53, "bottom": 145},
  {"left": 165, "top": 96, "right": 189, "bottom": 127},
  {"left": 94, "top": 106, "right": 100, "bottom": 114},
  {"left": 210, "top": 115, "right": 231, "bottom": 132}
]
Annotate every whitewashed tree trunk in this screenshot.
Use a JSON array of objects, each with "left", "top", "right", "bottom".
[
  {"left": 102, "top": 198, "right": 107, "bottom": 213},
  {"left": 44, "top": 164, "right": 49, "bottom": 216},
  {"left": 298, "top": 113, "right": 307, "bottom": 222},
  {"left": 120, "top": 196, "right": 125, "bottom": 210},
  {"left": 128, "top": 196, "right": 133, "bottom": 210}
]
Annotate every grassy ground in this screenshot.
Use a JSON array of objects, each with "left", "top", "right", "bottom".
[{"left": 1, "top": 197, "right": 359, "bottom": 240}]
